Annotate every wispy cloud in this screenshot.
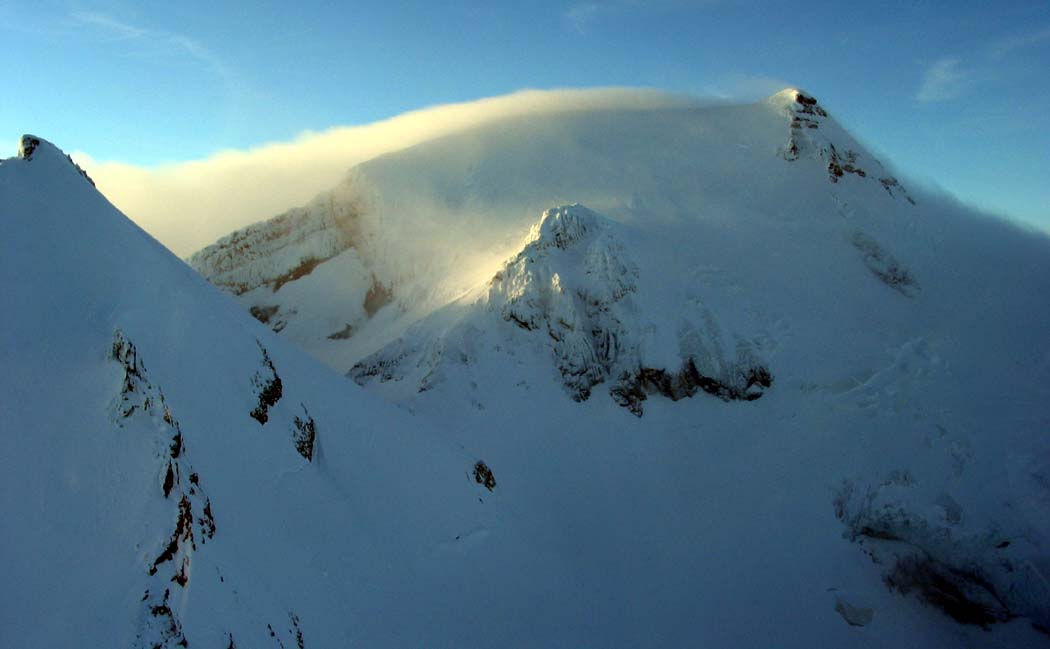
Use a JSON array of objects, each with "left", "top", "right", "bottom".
[
  {"left": 73, "top": 88, "right": 699, "bottom": 257},
  {"left": 988, "top": 24, "right": 1050, "bottom": 60},
  {"left": 72, "top": 11, "right": 150, "bottom": 40},
  {"left": 916, "top": 24, "right": 1050, "bottom": 104},
  {"left": 70, "top": 11, "right": 238, "bottom": 87},
  {"left": 916, "top": 58, "right": 968, "bottom": 103},
  {"left": 563, "top": 0, "right": 718, "bottom": 34},
  {"left": 565, "top": 3, "right": 600, "bottom": 33},
  {"left": 702, "top": 73, "right": 794, "bottom": 100}
]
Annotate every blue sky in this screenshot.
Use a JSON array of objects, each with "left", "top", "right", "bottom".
[{"left": 3, "top": 0, "right": 1049, "bottom": 230}]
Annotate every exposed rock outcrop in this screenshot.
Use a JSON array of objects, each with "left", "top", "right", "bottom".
[
  {"left": 850, "top": 231, "right": 919, "bottom": 296},
  {"left": 292, "top": 405, "right": 317, "bottom": 462},
  {"left": 188, "top": 192, "right": 363, "bottom": 296},
  {"left": 111, "top": 330, "right": 218, "bottom": 648},
  {"left": 834, "top": 473, "right": 1050, "bottom": 630},
  {"left": 490, "top": 205, "right": 639, "bottom": 402},
  {"left": 17, "top": 134, "right": 95, "bottom": 185},
  {"left": 250, "top": 341, "right": 284, "bottom": 424},
  {"left": 611, "top": 361, "right": 772, "bottom": 417},
  {"left": 473, "top": 461, "right": 497, "bottom": 491},
  {"left": 188, "top": 187, "right": 393, "bottom": 344},
  {"left": 17, "top": 135, "right": 40, "bottom": 160},
  {"left": 772, "top": 91, "right": 914, "bottom": 203}
]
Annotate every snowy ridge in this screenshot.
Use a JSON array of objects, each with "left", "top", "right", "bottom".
[
  {"left": 770, "top": 89, "right": 914, "bottom": 201},
  {"left": 18, "top": 133, "right": 96, "bottom": 185},
  {"left": 0, "top": 135, "right": 495, "bottom": 647}
]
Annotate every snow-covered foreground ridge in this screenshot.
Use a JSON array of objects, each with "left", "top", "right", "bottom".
[
  {"left": 5, "top": 81, "right": 1050, "bottom": 648},
  {"left": 0, "top": 136, "right": 496, "bottom": 647}
]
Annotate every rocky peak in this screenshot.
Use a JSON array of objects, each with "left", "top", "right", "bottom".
[
  {"left": 522, "top": 204, "right": 597, "bottom": 251},
  {"left": 769, "top": 87, "right": 824, "bottom": 109},
  {"left": 15, "top": 134, "right": 96, "bottom": 186},
  {"left": 769, "top": 90, "right": 915, "bottom": 202},
  {"left": 18, "top": 134, "right": 42, "bottom": 160}
]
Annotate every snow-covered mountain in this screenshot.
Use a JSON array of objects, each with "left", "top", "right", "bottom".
[
  {"left": 186, "top": 89, "right": 1050, "bottom": 646},
  {"left": 188, "top": 89, "right": 927, "bottom": 374},
  {"left": 7, "top": 86, "right": 1050, "bottom": 648}
]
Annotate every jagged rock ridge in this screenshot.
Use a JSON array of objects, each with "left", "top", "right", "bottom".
[
  {"left": 187, "top": 178, "right": 394, "bottom": 361},
  {"left": 771, "top": 90, "right": 914, "bottom": 202}
]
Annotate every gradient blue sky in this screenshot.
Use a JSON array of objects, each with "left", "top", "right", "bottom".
[{"left": 3, "top": 0, "right": 1049, "bottom": 230}]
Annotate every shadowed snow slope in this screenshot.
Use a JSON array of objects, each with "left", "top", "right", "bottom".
[
  {"left": 8, "top": 84, "right": 1050, "bottom": 647},
  {"left": 0, "top": 136, "right": 495, "bottom": 647}
]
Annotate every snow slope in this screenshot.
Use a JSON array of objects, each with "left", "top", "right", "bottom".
[
  {"left": 0, "top": 136, "right": 501, "bottom": 647},
  {"left": 189, "top": 90, "right": 1050, "bottom": 646}
]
